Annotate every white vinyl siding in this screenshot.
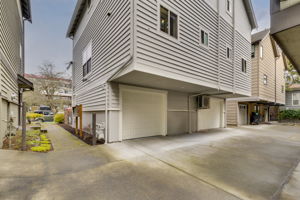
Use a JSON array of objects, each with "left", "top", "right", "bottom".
[
  {"left": 135, "top": 0, "right": 251, "bottom": 94},
  {"left": 72, "top": 0, "right": 131, "bottom": 108},
  {"left": 0, "top": 0, "right": 22, "bottom": 102}
]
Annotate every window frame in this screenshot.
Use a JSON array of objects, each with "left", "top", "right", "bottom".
[
  {"left": 251, "top": 44, "right": 255, "bottom": 58},
  {"left": 158, "top": 4, "right": 179, "bottom": 40},
  {"left": 199, "top": 26, "right": 210, "bottom": 49},
  {"left": 260, "top": 45, "right": 264, "bottom": 59},
  {"left": 263, "top": 74, "right": 268, "bottom": 85},
  {"left": 226, "top": 0, "right": 233, "bottom": 15},
  {"left": 241, "top": 58, "right": 247, "bottom": 73},
  {"left": 226, "top": 45, "right": 232, "bottom": 61},
  {"left": 82, "top": 41, "right": 92, "bottom": 81},
  {"left": 292, "top": 92, "right": 300, "bottom": 106}
]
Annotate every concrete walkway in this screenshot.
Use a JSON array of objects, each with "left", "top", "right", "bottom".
[{"left": 0, "top": 124, "right": 300, "bottom": 200}]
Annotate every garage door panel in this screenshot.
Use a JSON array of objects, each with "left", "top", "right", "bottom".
[{"left": 122, "top": 88, "right": 166, "bottom": 140}]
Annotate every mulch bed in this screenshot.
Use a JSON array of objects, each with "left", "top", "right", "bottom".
[{"left": 59, "top": 124, "right": 105, "bottom": 145}]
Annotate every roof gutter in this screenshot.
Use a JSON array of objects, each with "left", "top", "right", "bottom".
[
  {"left": 244, "top": 0, "right": 258, "bottom": 30},
  {"left": 66, "top": 0, "right": 85, "bottom": 38}
]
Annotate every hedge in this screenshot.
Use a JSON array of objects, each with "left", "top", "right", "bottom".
[
  {"left": 54, "top": 113, "right": 65, "bottom": 124},
  {"left": 279, "top": 110, "right": 300, "bottom": 120}
]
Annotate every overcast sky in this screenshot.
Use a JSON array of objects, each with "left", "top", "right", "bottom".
[{"left": 25, "top": 0, "right": 270, "bottom": 74}]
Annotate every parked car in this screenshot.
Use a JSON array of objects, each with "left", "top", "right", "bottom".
[{"left": 34, "top": 110, "right": 54, "bottom": 122}]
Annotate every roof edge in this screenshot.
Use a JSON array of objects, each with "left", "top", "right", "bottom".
[
  {"left": 243, "top": 0, "right": 258, "bottom": 30},
  {"left": 66, "top": 0, "right": 85, "bottom": 38},
  {"left": 21, "top": 0, "right": 32, "bottom": 22}
]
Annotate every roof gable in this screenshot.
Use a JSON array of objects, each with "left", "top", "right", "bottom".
[{"left": 67, "top": 0, "right": 258, "bottom": 38}]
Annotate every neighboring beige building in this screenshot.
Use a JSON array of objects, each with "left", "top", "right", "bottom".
[
  {"left": 24, "top": 74, "right": 72, "bottom": 108},
  {"left": 227, "top": 30, "right": 286, "bottom": 126},
  {"left": 0, "top": 0, "right": 33, "bottom": 146}
]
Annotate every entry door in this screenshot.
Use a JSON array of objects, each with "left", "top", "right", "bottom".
[
  {"left": 264, "top": 107, "right": 269, "bottom": 122},
  {"left": 239, "top": 105, "right": 248, "bottom": 125},
  {"left": 121, "top": 86, "right": 167, "bottom": 140}
]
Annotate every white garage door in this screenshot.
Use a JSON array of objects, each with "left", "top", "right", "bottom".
[
  {"left": 198, "top": 98, "right": 224, "bottom": 130},
  {"left": 121, "top": 86, "right": 167, "bottom": 140}
]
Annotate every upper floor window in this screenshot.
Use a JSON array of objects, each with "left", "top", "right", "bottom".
[
  {"left": 200, "top": 29, "right": 209, "bottom": 47},
  {"left": 260, "top": 46, "right": 263, "bottom": 59},
  {"left": 251, "top": 45, "right": 255, "bottom": 58},
  {"left": 226, "top": 46, "right": 232, "bottom": 60},
  {"left": 82, "top": 42, "right": 92, "bottom": 79},
  {"left": 226, "top": 0, "right": 232, "bottom": 14},
  {"left": 160, "top": 6, "right": 178, "bottom": 39},
  {"left": 293, "top": 92, "right": 300, "bottom": 106},
  {"left": 263, "top": 74, "right": 268, "bottom": 85},
  {"left": 242, "top": 58, "right": 247, "bottom": 73}
]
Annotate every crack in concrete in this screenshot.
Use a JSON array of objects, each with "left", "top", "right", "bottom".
[{"left": 271, "top": 158, "right": 300, "bottom": 200}]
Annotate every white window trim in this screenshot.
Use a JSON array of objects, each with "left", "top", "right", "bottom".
[
  {"left": 199, "top": 26, "right": 210, "bottom": 49},
  {"left": 292, "top": 92, "right": 300, "bottom": 106},
  {"left": 226, "top": 44, "right": 232, "bottom": 62},
  {"left": 226, "top": 0, "right": 233, "bottom": 16},
  {"left": 82, "top": 41, "right": 93, "bottom": 80},
  {"left": 263, "top": 74, "right": 268, "bottom": 85},
  {"left": 260, "top": 45, "right": 264, "bottom": 59},
  {"left": 157, "top": 1, "right": 180, "bottom": 43},
  {"left": 241, "top": 58, "right": 247, "bottom": 73}
]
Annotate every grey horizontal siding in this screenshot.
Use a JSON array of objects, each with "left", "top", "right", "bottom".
[
  {"left": 0, "top": 0, "right": 22, "bottom": 102},
  {"left": 75, "top": 84, "right": 106, "bottom": 111},
  {"left": 73, "top": 0, "right": 132, "bottom": 109},
  {"left": 135, "top": 0, "right": 251, "bottom": 94},
  {"left": 234, "top": 31, "right": 251, "bottom": 92},
  {"left": 219, "top": 18, "right": 234, "bottom": 88},
  {"left": 0, "top": 0, "right": 22, "bottom": 76},
  {"left": 136, "top": 0, "right": 219, "bottom": 85}
]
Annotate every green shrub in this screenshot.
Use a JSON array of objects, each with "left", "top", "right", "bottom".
[
  {"left": 26, "top": 112, "right": 44, "bottom": 120},
  {"left": 54, "top": 113, "right": 65, "bottom": 124},
  {"left": 279, "top": 110, "right": 300, "bottom": 120},
  {"left": 31, "top": 144, "right": 51, "bottom": 152}
]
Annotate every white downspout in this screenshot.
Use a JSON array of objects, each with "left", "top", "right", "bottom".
[
  {"left": 106, "top": 0, "right": 136, "bottom": 143},
  {"left": 105, "top": 83, "right": 108, "bottom": 143}
]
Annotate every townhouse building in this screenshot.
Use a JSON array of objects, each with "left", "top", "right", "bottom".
[
  {"left": 0, "top": 0, "right": 33, "bottom": 146},
  {"left": 67, "top": 0, "right": 257, "bottom": 142},
  {"left": 227, "top": 30, "right": 286, "bottom": 125}
]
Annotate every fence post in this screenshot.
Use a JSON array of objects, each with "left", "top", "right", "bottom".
[
  {"left": 92, "top": 113, "right": 97, "bottom": 146},
  {"left": 21, "top": 102, "right": 26, "bottom": 151}
]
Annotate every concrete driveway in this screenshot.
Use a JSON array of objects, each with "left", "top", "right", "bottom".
[{"left": 0, "top": 124, "right": 300, "bottom": 200}]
